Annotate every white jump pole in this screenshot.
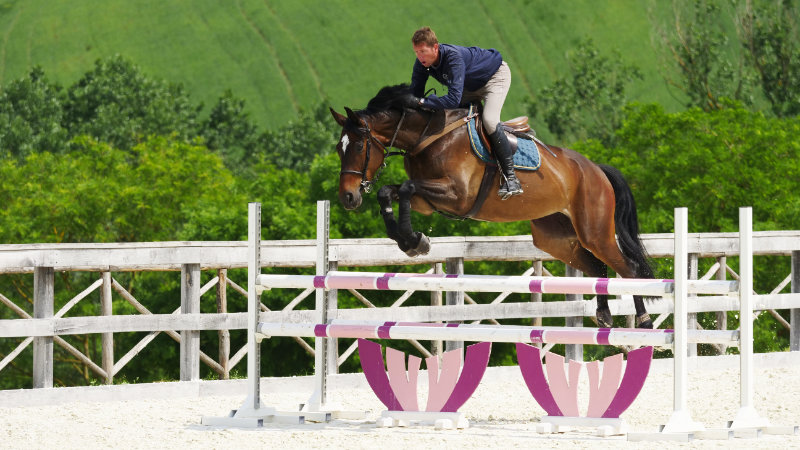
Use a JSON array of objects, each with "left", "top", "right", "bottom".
[
  {"left": 256, "top": 320, "right": 737, "bottom": 346},
  {"left": 257, "top": 273, "right": 736, "bottom": 296},
  {"left": 730, "top": 207, "right": 769, "bottom": 429},
  {"left": 657, "top": 208, "right": 704, "bottom": 433},
  {"left": 306, "top": 200, "right": 331, "bottom": 412},
  {"left": 204, "top": 202, "right": 277, "bottom": 424},
  {"left": 239, "top": 202, "right": 267, "bottom": 416}
]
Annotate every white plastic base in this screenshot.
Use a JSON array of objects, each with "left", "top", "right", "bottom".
[
  {"left": 535, "top": 416, "right": 628, "bottom": 436},
  {"left": 201, "top": 407, "right": 306, "bottom": 428},
  {"left": 728, "top": 406, "right": 770, "bottom": 429},
  {"left": 660, "top": 410, "right": 705, "bottom": 434},
  {"left": 299, "top": 402, "right": 367, "bottom": 421},
  {"left": 377, "top": 411, "right": 469, "bottom": 429}
]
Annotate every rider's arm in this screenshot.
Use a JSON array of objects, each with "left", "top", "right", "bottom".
[
  {"left": 420, "top": 48, "right": 465, "bottom": 109},
  {"left": 410, "top": 60, "right": 429, "bottom": 98}
]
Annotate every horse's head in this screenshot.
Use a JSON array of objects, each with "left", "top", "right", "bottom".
[{"left": 330, "top": 107, "right": 389, "bottom": 210}]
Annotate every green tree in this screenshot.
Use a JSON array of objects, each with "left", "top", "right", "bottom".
[
  {"left": 527, "top": 39, "right": 642, "bottom": 147},
  {"left": 63, "top": 55, "right": 201, "bottom": 149},
  {"left": 199, "top": 90, "right": 261, "bottom": 170},
  {"left": 0, "top": 67, "right": 68, "bottom": 160},
  {"left": 655, "top": 0, "right": 756, "bottom": 111},
  {"left": 739, "top": 0, "right": 800, "bottom": 117},
  {"left": 259, "top": 103, "right": 338, "bottom": 172}
]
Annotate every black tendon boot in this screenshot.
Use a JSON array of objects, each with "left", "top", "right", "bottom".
[{"left": 491, "top": 127, "right": 523, "bottom": 199}]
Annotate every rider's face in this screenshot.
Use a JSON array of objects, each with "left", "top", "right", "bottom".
[{"left": 413, "top": 43, "right": 439, "bottom": 67}]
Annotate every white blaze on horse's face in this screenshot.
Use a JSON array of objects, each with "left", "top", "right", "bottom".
[{"left": 340, "top": 134, "right": 350, "bottom": 154}]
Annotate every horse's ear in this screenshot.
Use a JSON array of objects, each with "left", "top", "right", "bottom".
[
  {"left": 344, "top": 107, "right": 361, "bottom": 125},
  {"left": 330, "top": 108, "right": 347, "bottom": 127}
]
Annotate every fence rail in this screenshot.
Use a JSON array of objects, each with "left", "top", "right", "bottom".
[{"left": 1, "top": 227, "right": 800, "bottom": 389}]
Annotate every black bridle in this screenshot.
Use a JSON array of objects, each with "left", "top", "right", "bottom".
[{"left": 339, "top": 110, "right": 406, "bottom": 193}]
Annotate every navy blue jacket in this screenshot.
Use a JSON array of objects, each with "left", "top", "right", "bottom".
[{"left": 410, "top": 43, "right": 503, "bottom": 109}]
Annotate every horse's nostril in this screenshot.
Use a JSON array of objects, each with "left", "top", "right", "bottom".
[{"left": 346, "top": 192, "right": 354, "bottom": 204}]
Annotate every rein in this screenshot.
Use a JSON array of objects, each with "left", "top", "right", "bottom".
[
  {"left": 411, "top": 108, "right": 479, "bottom": 155},
  {"left": 340, "top": 106, "right": 479, "bottom": 193},
  {"left": 339, "top": 110, "right": 406, "bottom": 193}
]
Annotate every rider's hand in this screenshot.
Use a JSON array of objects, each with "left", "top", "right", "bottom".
[{"left": 400, "top": 94, "right": 424, "bottom": 109}]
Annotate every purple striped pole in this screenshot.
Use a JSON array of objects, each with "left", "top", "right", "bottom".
[
  {"left": 257, "top": 320, "right": 738, "bottom": 346},
  {"left": 258, "top": 272, "right": 737, "bottom": 296}
]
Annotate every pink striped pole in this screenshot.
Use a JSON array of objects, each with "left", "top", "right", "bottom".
[
  {"left": 256, "top": 320, "right": 738, "bottom": 347},
  {"left": 256, "top": 271, "right": 736, "bottom": 296}
]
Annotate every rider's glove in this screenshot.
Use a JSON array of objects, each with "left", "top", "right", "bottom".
[{"left": 400, "top": 94, "right": 425, "bottom": 109}]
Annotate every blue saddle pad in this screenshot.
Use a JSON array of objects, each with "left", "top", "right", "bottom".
[{"left": 467, "top": 116, "right": 541, "bottom": 171}]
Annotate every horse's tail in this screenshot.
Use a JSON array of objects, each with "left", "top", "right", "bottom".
[{"left": 598, "top": 164, "right": 654, "bottom": 279}]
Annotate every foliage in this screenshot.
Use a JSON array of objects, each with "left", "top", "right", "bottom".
[
  {"left": 199, "top": 90, "right": 261, "bottom": 170},
  {"left": 63, "top": 55, "right": 201, "bottom": 149},
  {"left": 259, "top": 103, "right": 339, "bottom": 173},
  {"left": 739, "top": 0, "right": 800, "bottom": 117},
  {"left": 0, "top": 67, "right": 67, "bottom": 160},
  {"left": 526, "top": 40, "right": 642, "bottom": 147},
  {"left": 577, "top": 102, "right": 800, "bottom": 234},
  {"left": 654, "top": 0, "right": 757, "bottom": 111}
]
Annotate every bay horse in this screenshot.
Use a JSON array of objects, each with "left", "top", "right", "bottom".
[{"left": 330, "top": 84, "right": 654, "bottom": 329}]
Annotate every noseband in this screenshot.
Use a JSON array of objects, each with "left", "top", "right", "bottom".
[{"left": 340, "top": 111, "right": 406, "bottom": 193}]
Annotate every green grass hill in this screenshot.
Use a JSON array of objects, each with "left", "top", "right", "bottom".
[{"left": 0, "top": 0, "right": 680, "bottom": 130}]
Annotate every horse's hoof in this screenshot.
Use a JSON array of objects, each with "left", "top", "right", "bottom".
[
  {"left": 596, "top": 308, "right": 613, "bottom": 328},
  {"left": 636, "top": 314, "right": 653, "bottom": 329},
  {"left": 403, "top": 246, "right": 419, "bottom": 257},
  {"left": 413, "top": 232, "right": 430, "bottom": 255}
]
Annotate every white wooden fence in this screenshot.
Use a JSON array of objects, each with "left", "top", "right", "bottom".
[{"left": 1, "top": 210, "right": 800, "bottom": 389}]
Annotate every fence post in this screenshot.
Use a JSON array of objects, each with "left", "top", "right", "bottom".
[
  {"left": 431, "top": 262, "right": 444, "bottom": 356},
  {"left": 791, "top": 251, "right": 800, "bottom": 352},
  {"left": 217, "top": 268, "right": 230, "bottom": 379},
  {"left": 180, "top": 263, "right": 201, "bottom": 381},
  {"left": 688, "top": 253, "right": 698, "bottom": 357},
  {"left": 716, "top": 256, "right": 728, "bottom": 355},
  {"left": 101, "top": 271, "right": 114, "bottom": 384},
  {"left": 33, "top": 266, "right": 54, "bottom": 389},
  {"left": 445, "top": 257, "right": 464, "bottom": 353},
  {"left": 564, "top": 265, "right": 583, "bottom": 362}
]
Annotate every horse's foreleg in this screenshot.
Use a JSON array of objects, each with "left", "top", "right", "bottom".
[
  {"left": 397, "top": 180, "right": 430, "bottom": 257},
  {"left": 377, "top": 184, "right": 428, "bottom": 255},
  {"left": 377, "top": 185, "right": 409, "bottom": 251}
]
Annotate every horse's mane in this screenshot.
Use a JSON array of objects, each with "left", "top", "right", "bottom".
[{"left": 363, "top": 83, "right": 413, "bottom": 114}]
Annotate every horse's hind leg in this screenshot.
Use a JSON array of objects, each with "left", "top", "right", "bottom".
[
  {"left": 570, "top": 212, "right": 653, "bottom": 329},
  {"left": 530, "top": 214, "right": 615, "bottom": 327}
]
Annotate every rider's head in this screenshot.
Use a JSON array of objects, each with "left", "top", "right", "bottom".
[{"left": 412, "top": 27, "right": 440, "bottom": 68}]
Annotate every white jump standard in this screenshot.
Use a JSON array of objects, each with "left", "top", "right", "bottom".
[{"left": 202, "top": 202, "right": 797, "bottom": 440}]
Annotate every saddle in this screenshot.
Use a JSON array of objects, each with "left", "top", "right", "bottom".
[
  {"left": 471, "top": 114, "right": 540, "bottom": 169},
  {"left": 432, "top": 109, "right": 541, "bottom": 220},
  {"left": 502, "top": 116, "right": 532, "bottom": 134}
]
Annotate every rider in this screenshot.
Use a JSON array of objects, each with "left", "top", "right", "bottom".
[{"left": 403, "top": 26, "right": 523, "bottom": 199}]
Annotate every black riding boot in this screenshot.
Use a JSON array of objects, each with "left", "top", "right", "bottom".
[{"left": 490, "top": 126, "right": 523, "bottom": 199}]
